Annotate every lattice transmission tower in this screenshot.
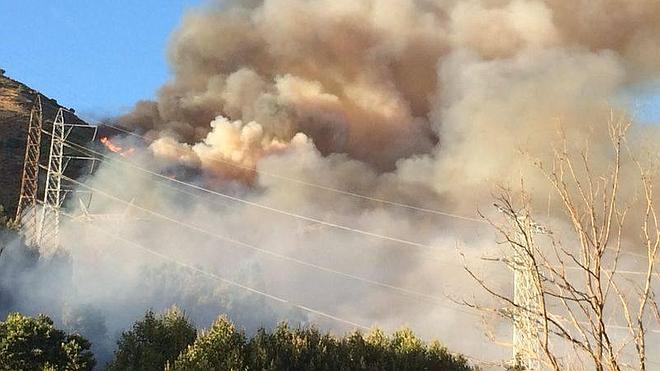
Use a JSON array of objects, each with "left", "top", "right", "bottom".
[
  {"left": 16, "top": 95, "right": 97, "bottom": 251},
  {"left": 38, "top": 108, "right": 66, "bottom": 251},
  {"left": 38, "top": 108, "right": 98, "bottom": 251},
  {"left": 496, "top": 203, "right": 550, "bottom": 370},
  {"left": 511, "top": 234, "right": 542, "bottom": 370},
  {"left": 15, "top": 95, "right": 43, "bottom": 246}
]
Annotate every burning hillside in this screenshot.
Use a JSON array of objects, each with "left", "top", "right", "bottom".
[
  {"left": 0, "top": 72, "right": 90, "bottom": 217},
  {"left": 2, "top": 1, "right": 659, "bottom": 367}
]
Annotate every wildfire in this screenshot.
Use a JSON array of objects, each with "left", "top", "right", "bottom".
[{"left": 100, "top": 136, "right": 135, "bottom": 157}]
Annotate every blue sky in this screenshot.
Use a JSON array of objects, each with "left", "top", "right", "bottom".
[
  {"left": 626, "top": 85, "right": 660, "bottom": 124},
  {"left": 1, "top": 1, "right": 658, "bottom": 123},
  {"left": 0, "top": 1, "right": 203, "bottom": 118}
]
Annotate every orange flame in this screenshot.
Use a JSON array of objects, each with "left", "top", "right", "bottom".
[{"left": 100, "top": 136, "right": 135, "bottom": 157}]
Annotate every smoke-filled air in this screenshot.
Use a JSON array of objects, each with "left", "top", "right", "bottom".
[{"left": 2, "top": 0, "right": 660, "bottom": 367}]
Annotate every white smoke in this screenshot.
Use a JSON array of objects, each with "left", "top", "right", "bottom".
[{"left": 3, "top": 0, "right": 660, "bottom": 366}]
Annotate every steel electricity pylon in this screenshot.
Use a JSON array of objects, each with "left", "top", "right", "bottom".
[
  {"left": 14, "top": 97, "right": 98, "bottom": 252},
  {"left": 15, "top": 95, "right": 43, "bottom": 246},
  {"left": 495, "top": 203, "right": 550, "bottom": 370},
  {"left": 37, "top": 108, "right": 98, "bottom": 251},
  {"left": 38, "top": 108, "right": 66, "bottom": 250},
  {"left": 511, "top": 235, "right": 541, "bottom": 371}
]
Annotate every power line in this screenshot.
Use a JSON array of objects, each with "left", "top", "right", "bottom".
[
  {"left": 98, "top": 123, "right": 485, "bottom": 223},
  {"left": 481, "top": 257, "right": 657, "bottom": 277},
  {"left": 91, "top": 124, "right": 660, "bottom": 267},
  {"left": 64, "top": 139, "right": 660, "bottom": 280},
  {"left": 63, "top": 140, "right": 443, "bottom": 251},
  {"left": 60, "top": 212, "right": 369, "bottom": 331},
  {"left": 36, "top": 127, "right": 660, "bottom": 365},
  {"left": 57, "top": 141, "right": 659, "bottom": 306},
  {"left": 60, "top": 135, "right": 660, "bottom": 322},
  {"left": 61, "top": 174, "right": 481, "bottom": 313},
  {"left": 59, "top": 143, "right": 656, "bottom": 314},
  {"left": 59, "top": 141, "right": 498, "bottom": 319},
  {"left": 56, "top": 162, "right": 660, "bottom": 367},
  {"left": 66, "top": 139, "right": 504, "bottom": 285},
  {"left": 62, "top": 139, "right": 659, "bottom": 281},
  {"left": 62, "top": 210, "right": 490, "bottom": 366},
  {"left": 79, "top": 129, "right": 660, "bottom": 269},
  {"left": 64, "top": 171, "right": 660, "bottom": 336},
  {"left": 65, "top": 138, "right": 482, "bottom": 268}
]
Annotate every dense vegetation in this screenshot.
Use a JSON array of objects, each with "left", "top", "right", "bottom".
[
  {"left": 0, "top": 308, "right": 472, "bottom": 370},
  {"left": 1, "top": 210, "right": 470, "bottom": 370},
  {"left": 110, "top": 308, "right": 471, "bottom": 371},
  {"left": 107, "top": 308, "right": 197, "bottom": 371},
  {"left": 0, "top": 312, "right": 95, "bottom": 370},
  {"left": 173, "top": 317, "right": 472, "bottom": 371}
]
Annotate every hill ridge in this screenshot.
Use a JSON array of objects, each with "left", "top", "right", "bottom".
[{"left": 0, "top": 70, "right": 90, "bottom": 218}]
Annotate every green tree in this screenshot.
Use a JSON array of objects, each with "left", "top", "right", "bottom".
[
  {"left": 174, "top": 315, "right": 247, "bottom": 370},
  {"left": 171, "top": 314, "right": 472, "bottom": 371},
  {"left": 244, "top": 323, "right": 341, "bottom": 370},
  {"left": 0, "top": 312, "right": 95, "bottom": 370},
  {"left": 426, "top": 340, "right": 472, "bottom": 371},
  {"left": 340, "top": 328, "right": 471, "bottom": 371},
  {"left": 107, "top": 307, "right": 196, "bottom": 371}
]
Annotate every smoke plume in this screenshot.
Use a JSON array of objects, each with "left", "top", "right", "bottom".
[{"left": 3, "top": 0, "right": 660, "bottom": 365}]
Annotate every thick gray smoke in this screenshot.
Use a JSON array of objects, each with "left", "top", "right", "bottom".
[
  {"left": 3, "top": 0, "right": 660, "bottom": 366},
  {"left": 123, "top": 0, "right": 659, "bottom": 173},
  {"left": 118, "top": 0, "right": 660, "bottom": 216}
]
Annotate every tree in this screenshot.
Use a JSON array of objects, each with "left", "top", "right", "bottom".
[
  {"left": 338, "top": 328, "right": 471, "bottom": 371},
  {"left": 244, "top": 323, "right": 342, "bottom": 370},
  {"left": 174, "top": 315, "right": 247, "bottom": 370},
  {"left": 464, "top": 117, "right": 659, "bottom": 370},
  {"left": 0, "top": 312, "right": 95, "bottom": 370},
  {"left": 173, "top": 314, "right": 472, "bottom": 370},
  {"left": 107, "top": 307, "right": 196, "bottom": 371}
]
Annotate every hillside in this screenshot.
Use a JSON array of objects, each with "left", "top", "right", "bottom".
[{"left": 0, "top": 70, "right": 90, "bottom": 218}]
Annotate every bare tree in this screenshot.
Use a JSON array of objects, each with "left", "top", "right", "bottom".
[{"left": 463, "top": 116, "right": 659, "bottom": 370}]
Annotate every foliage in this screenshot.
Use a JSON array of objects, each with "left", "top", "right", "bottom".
[
  {"left": 173, "top": 316, "right": 472, "bottom": 371},
  {"left": 0, "top": 312, "right": 95, "bottom": 370},
  {"left": 174, "top": 315, "right": 247, "bottom": 370},
  {"left": 106, "top": 307, "right": 196, "bottom": 371},
  {"left": 3, "top": 306, "right": 470, "bottom": 370}
]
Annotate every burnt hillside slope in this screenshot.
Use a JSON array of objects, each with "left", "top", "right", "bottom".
[{"left": 0, "top": 70, "right": 91, "bottom": 218}]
